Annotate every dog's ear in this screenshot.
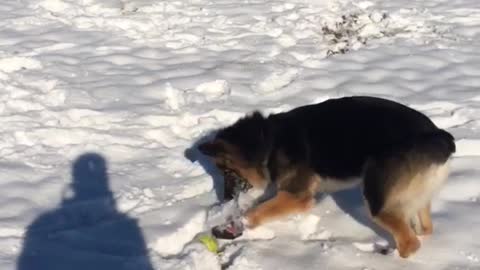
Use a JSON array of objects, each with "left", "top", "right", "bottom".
[{"left": 198, "top": 140, "right": 225, "bottom": 157}]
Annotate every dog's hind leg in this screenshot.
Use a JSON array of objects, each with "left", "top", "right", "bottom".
[
  {"left": 244, "top": 190, "right": 314, "bottom": 228},
  {"left": 363, "top": 169, "right": 422, "bottom": 257},
  {"left": 362, "top": 156, "right": 425, "bottom": 258},
  {"left": 416, "top": 202, "right": 433, "bottom": 235},
  {"left": 373, "top": 210, "right": 420, "bottom": 258},
  {"left": 363, "top": 154, "right": 450, "bottom": 258},
  {"left": 408, "top": 201, "right": 433, "bottom": 236}
]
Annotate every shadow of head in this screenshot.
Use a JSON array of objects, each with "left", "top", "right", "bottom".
[
  {"left": 184, "top": 130, "right": 226, "bottom": 201},
  {"left": 65, "top": 152, "right": 113, "bottom": 203}
]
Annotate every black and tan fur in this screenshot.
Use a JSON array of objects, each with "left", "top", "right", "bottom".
[{"left": 198, "top": 96, "right": 455, "bottom": 258}]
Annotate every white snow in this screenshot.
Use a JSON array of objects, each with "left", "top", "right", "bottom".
[
  {"left": 0, "top": 57, "right": 42, "bottom": 73},
  {"left": 151, "top": 211, "right": 207, "bottom": 257},
  {"left": 1, "top": 0, "right": 480, "bottom": 269}
]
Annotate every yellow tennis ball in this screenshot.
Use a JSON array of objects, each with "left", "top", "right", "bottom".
[{"left": 198, "top": 234, "right": 219, "bottom": 254}]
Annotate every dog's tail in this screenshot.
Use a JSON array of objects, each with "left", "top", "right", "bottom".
[{"left": 402, "top": 129, "right": 456, "bottom": 164}]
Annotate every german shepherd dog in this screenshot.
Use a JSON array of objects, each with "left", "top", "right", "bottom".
[{"left": 198, "top": 96, "right": 455, "bottom": 258}]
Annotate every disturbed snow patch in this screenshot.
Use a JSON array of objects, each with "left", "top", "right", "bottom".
[{"left": 321, "top": 8, "right": 444, "bottom": 56}]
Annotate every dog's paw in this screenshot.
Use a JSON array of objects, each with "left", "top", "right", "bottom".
[
  {"left": 244, "top": 212, "right": 260, "bottom": 229},
  {"left": 397, "top": 236, "right": 421, "bottom": 258}
]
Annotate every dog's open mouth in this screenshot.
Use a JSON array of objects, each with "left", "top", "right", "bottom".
[{"left": 223, "top": 169, "right": 253, "bottom": 201}]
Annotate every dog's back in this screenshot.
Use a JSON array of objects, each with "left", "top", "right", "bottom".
[{"left": 269, "top": 96, "right": 455, "bottom": 180}]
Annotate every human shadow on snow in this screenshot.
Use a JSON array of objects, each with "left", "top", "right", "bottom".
[{"left": 17, "top": 153, "right": 153, "bottom": 270}]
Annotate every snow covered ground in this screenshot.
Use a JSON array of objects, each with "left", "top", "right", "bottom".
[{"left": 0, "top": 0, "right": 479, "bottom": 269}]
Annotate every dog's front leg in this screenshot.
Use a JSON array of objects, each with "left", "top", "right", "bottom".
[{"left": 244, "top": 191, "right": 314, "bottom": 228}]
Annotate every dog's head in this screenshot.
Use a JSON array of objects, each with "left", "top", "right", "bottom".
[{"left": 198, "top": 112, "right": 271, "bottom": 200}]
